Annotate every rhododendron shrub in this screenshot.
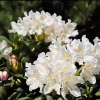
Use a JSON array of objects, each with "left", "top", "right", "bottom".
[{"left": 0, "top": 10, "right": 100, "bottom": 100}]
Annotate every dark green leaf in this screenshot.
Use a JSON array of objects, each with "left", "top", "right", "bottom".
[
  {"left": 7, "top": 91, "right": 22, "bottom": 100},
  {"left": 16, "top": 87, "right": 23, "bottom": 92},
  {"left": 0, "top": 80, "right": 12, "bottom": 87},
  {"left": 0, "top": 36, "right": 13, "bottom": 46},
  {"left": 14, "top": 74, "right": 25, "bottom": 79},
  {"left": 91, "top": 86, "right": 100, "bottom": 95},
  {"left": 18, "top": 97, "right": 33, "bottom": 100}
]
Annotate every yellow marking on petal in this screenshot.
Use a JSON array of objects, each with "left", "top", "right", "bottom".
[
  {"left": 60, "top": 66, "right": 68, "bottom": 74},
  {"left": 60, "top": 30, "right": 67, "bottom": 35},
  {"left": 66, "top": 23, "right": 72, "bottom": 29},
  {"left": 51, "top": 29, "right": 55, "bottom": 34},
  {"left": 48, "top": 74, "right": 57, "bottom": 80},
  {"left": 34, "top": 72, "right": 40, "bottom": 78},
  {"left": 40, "top": 16, "right": 45, "bottom": 20},
  {"left": 33, "top": 22, "right": 41, "bottom": 27},
  {"left": 85, "top": 64, "right": 91, "bottom": 68},
  {"left": 47, "top": 74, "right": 58, "bottom": 86},
  {"left": 62, "top": 53, "right": 71, "bottom": 59},
  {"left": 64, "top": 76, "right": 73, "bottom": 83},
  {"left": 77, "top": 47, "right": 82, "bottom": 53}
]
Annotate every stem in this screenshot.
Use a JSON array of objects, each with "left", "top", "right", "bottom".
[
  {"left": 75, "top": 67, "right": 82, "bottom": 76},
  {"left": 86, "top": 85, "right": 90, "bottom": 94},
  {"left": 86, "top": 85, "right": 91, "bottom": 99}
]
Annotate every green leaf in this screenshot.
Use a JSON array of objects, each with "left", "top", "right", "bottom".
[
  {"left": 96, "top": 91, "right": 100, "bottom": 96},
  {"left": 0, "top": 36, "right": 13, "bottom": 46},
  {"left": 18, "top": 97, "right": 33, "bottom": 100},
  {"left": 16, "top": 87, "right": 23, "bottom": 92},
  {"left": 13, "top": 34, "right": 19, "bottom": 43},
  {"left": 57, "top": 97, "right": 63, "bottom": 100},
  {"left": 24, "top": 41, "right": 31, "bottom": 46},
  {"left": 34, "top": 97, "right": 43, "bottom": 100},
  {"left": 91, "top": 86, "right": 100, "bottom": 95},
  {"left": 0, "top": 80, "right": 12, "bottom": 87},
  {"left": 46, "top": 95, "right": 53, "bottom": 100},
  {"left": 12, "top": 48, "right": 20, "bottom": 55},
  {"left": 7, "top": 91, "right": 22, "bottom": 100},
  {"left": 90, "top": 95, "right": 100, "bottom": 100},
  {"left": 14, "top": 74, "right": 26, "bottom": 79},
  {"left": 21, "top": 56, "right": 30, "bottom": 63}
]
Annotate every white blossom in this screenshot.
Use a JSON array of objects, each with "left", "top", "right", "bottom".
[
  {"left": 3, "top": 47, "right": 12, "bottom": 60},
  {"left": 25, "top": 63, "right": 43, "bottom": 92},
  {"left": 61, "top": 74, "right": 84, "bottom": 99},
  {"left": 80, "top": 63, "right": 97, "bottom": 84},
  {"left": 9, "top": 10, "right": 78, "bottom": 43},
  {"left": 22, "top": 11, "right": 100, "bottom": 99},
  {"left": 25, "top": 39, "right": 85, "bottom": 98},
  {"left": 0, "top": 40, "right": 12, "bottom": 60},
  {"left": 0, "top": 40, "right": 7, "bottom": 51}
]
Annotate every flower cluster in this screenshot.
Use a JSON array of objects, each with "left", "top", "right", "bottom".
[
  {"left": 9, "top": 10, "right": 78, "bottom": 42},
  {"left": 0, "top": 40, "right": 12, "bottom": 59},
  {"left": 25, "top": 35, "right": 100, "bottom": 99},
  {"left": 67, "top": 35, "right": 100, "bottom": 84},
  {"left": 9, "top": 10, "right": 100, "bottom": 99}
]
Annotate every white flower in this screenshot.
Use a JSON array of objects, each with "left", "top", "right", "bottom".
[
  {"left": 0, "top": 40, "right": 7, "bottom": 51},
  {"left": 0, "top": 40, "right": 12, "bottom": 59},
  {"left": 67, "top": 30, "right": 78, "bottom": 37},
  {"left": 44, "top": 73, "right": 61, "bottom": 95},
  {"left": 66, "top": 35, "right": 94, "bottom": 64},
  {"left": 93, "top": 37, "right": 100, "bottom": 43},
  {"left": 80, "top": 62, "right": 99, "bottom": 84},
  {"left": 9, "top": 10, "right": 78, "bottom": 43},
  {"left": 9, "top": 20, "right": 29, "bottom": 36},
  {"left": 66, "top": 19, "right": 77, "bottom": 31},
  {"left": 48, "top": 38, "right": 62, "bottom": 53},
  {"left": 25, "top": 62, "right": 43, "bottom": 92},
  {"left": 33, "top": 53, "right": 50, "bottom": 81},
  {"left": 25, "top": 33, "right": 100, "bottom": 98},
  {"left": 3, "top": 47, "right": 12, "bottom": 60},
  {"left": 25, "top": 38, "right": 80, "bottom": 98},
  {"left": 61, "top": 73, "right": 84, "bottom": 99}
]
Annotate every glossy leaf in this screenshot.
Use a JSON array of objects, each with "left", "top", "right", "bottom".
[
  {"left": 0, "top": 36, "right": 13, "bottom": 46},
  {"left": 7, "top": 91, "right": 22, "bottom": 100},
  {"left": 18, "top": 97, "right": 33, "bottom": 100}
]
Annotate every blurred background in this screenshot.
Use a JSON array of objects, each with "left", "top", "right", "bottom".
[{"left": 0, "top": 0, "right": 100, "bottom": 43}]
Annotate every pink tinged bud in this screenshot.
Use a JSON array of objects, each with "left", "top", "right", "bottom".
[
  {"left": 11, "top": 55, "right": 17, "bottom": 59},
  {"left": 9, "top": 55, "right": 18, "bottom": 65},
  {"left": 0, "top": 71, "right": 8, "bottom": 81},
  {"left": 9, "top": 55, "right": 18, "bottom": 73},
  {"left": 2, "top": 71, "right": 8, "bottom": 81}
]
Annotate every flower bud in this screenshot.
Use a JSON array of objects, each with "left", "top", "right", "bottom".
[
  {"left": 16, "top": 78, "right": 21, "bottom": 85},
  {"left": 35, "top": 33, "right": 46, "bottom": 41},
  {"left": 0, "top": 71, "right": 8, "bottom": 81},
  {"left": 9, "top": 55, "right": 18, "bottom": 73},
  {"left": 2, "top": 71, "right": 8, "bottom": 81}
]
